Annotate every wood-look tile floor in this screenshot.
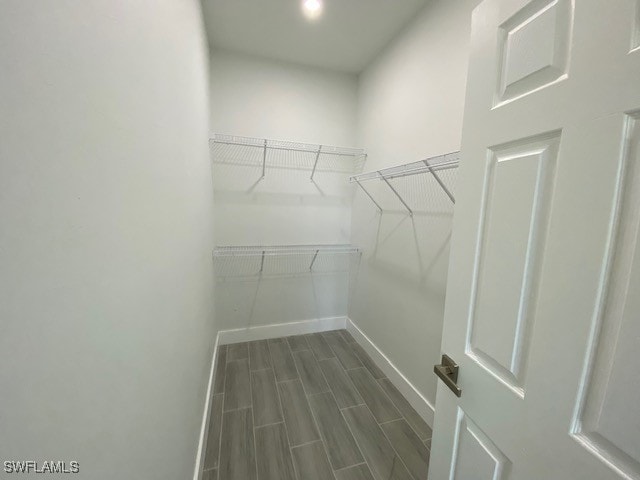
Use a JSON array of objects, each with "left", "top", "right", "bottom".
[{"left": 203, "top": 330, "right": 432, "bottom": 480}]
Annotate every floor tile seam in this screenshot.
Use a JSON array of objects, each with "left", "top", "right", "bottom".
[
  {"left": 346, "top": 368, "right": 404, "bottom": 424},
  {"left": 292, "top": 348, "right": 331, "bottom": 396},
  {"left": 378, "top": 415, "right": 423, "bottom": 480},
  {"left": 289, "top": 338, "right": 324, "bottom": 447},
  {"left": 375, "top": 377, "right": 432, "bottom": 442},
  {"left": 321, "top": 352, "right": 367, "bottom": 409},
  {"left": 278, "top": 341, "right": 304, "bottom": 480},
  {"left": 214, "top": 393, "right": 225, "bottom": 477},
  {"left": 270, "top": 334, "right": 304, "bottom": 480},
  {"left": 305, "top": 332, "right": 336, "bottom": 362},
  {"left": 310, "top": 373, "right": 371, "bottom": 473},
  {"left": 266, "top": 336, "right": 299, "bottom": 480},
  {"left": 247, "top": 352, "right": 259, "bottom": 480},
  {"left": 368, "top": 400, "right": 419, "bottom": 480},
  {"left": 250, "top": 366, "right": 273, "bottom": 373},
  {"left": 254, "top": 420, "right": 285, "bottom": 430},
  {"left": 332, "top": 462, "right": 368, "bottom": 474}
]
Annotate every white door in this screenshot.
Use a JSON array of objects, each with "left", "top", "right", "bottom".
[{"left": 429, "top": 0, "right": 640, "bottom": 479}]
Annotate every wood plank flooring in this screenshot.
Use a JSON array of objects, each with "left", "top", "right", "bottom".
[{"left": 202, "top": 330, "right": 432, "bottom": 480}]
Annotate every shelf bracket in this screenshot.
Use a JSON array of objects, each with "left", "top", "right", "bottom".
[
  {"left": 381, "top": 174, "right": 413, "bottom": 216},
  {"left": 355, "top": 179, "right": 383, "bottom": 213},
  {"left": 309, "top": 249, "right": 320, "bottom": 271},
  {"left": 261, "top": 139, "right": 267, "bottom": 180},
  {"left": 310, "top": 146, "right": 322, "bottom": 181},
  {"left": 424, "top": 159, "right": 455, "bottom": 204}
]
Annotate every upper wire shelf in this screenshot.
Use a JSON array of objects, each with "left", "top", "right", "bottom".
[
  {"left": 210, "top": 134, "right": 367, "bottom": 182},
  {"left": 213, "top": 244, "right": 361, "bottom": 278},
  {"left": 349, "top": 151, "right": 460, "bottom": 215}
]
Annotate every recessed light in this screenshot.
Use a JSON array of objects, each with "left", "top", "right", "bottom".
[{"left": 302, "top": 0, "right": 323, "bottom": 20}]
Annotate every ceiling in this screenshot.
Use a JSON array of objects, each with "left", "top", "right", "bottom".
[{"left": 201, "top": 0, "right": 429, "bottom": 73}]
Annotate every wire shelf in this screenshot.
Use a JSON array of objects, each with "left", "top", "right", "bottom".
[
  {"left": 213, "top": 244, "right": 361, "bottom": 278},
  {"left": 349, "top": 151, "right": 460, "bottom": 214},
  {"left": 210, "top": 134, "right": 367, "bottom": 181}
]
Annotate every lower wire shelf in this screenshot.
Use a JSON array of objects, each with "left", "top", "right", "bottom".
[{"left": 213, "top": 244, "right": 361, "bottom": 278}]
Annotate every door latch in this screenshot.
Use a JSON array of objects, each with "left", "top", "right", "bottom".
[{"left": 434, "top": 354, "right": 462, "bottom": 397}]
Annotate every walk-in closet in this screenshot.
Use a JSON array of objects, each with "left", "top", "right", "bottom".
[
  {"left": 4, "top": 0, "right": 638, "bottom": 479},
  {"left": 198, "top": 0, "right": 470, "bottom": 478}
]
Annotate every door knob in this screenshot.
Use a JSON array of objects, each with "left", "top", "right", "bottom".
[{"left": 434, "top": 354, "right": 462, "bottom": 397}]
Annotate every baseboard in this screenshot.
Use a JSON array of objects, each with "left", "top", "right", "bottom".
[
  {"left": 193, "top": 334, "right": 220, "bottom": 480},
  {"left": 346, "top": 317, "right": 435, "bottom": 427},
  {"left": 217, "top": 316, "right": 348, "bottom": 345}
]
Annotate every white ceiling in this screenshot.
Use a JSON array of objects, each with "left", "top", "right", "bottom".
[{"left": 202, "top": 0, "right": 429, "bottom": 73}]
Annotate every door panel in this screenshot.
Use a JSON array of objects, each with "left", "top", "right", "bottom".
[
  {"left": 430, "top": 0, "right": 640, "bottom": 479},
  {"left": 468, "top": 131, "right": 559, "bottom": 395},
  {"left": 572, "top": 111, "right": 640, "bottom": 478},
  {"left": 496, "top": 0, "right": 573, "bottom": 107},
  {"left": 451, "top": 409, "right": 511, "bottom": 480}
]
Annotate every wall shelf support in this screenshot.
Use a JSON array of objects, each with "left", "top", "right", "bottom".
[
  {"left": 381, "top": 174, "right": 413, "bottom": 216},
  {"left": 349, "top": 151, "right": 459, "bottom": 215},
  {"left": 261, "top": 139, "right": 267, "bottom": 180},
  {"left": 424, "top": 159, "right": 455, "bottom": 204},
  {"left": 309, "top": 249, "right": 320, "bottom": 270},
  {"left": 310, "top": 146, "right": 323, "bottom": 181},
  {"left": 355, "top": 179, "right": 383, "bottom": 212}
]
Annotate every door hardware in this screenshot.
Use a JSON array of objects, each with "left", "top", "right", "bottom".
[{"left": 434, "top": 354, "right": 462, "bottom": 397}]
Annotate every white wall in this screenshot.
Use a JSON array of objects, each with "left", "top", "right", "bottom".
[
  {"left": 210, "top": 50, "right": 357, "bottom": 147},
  {"left": 351, "top": 0, "right": 481, "bottom": 416},
  {"left": 210, "top": 49, "right": 358, "bottom": 246},
  {"left": 0, "top": 1, "right": 216, "bottom": 479},
  {"left": 209, "top": 50, "right": 359, "bottom": 331}
]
